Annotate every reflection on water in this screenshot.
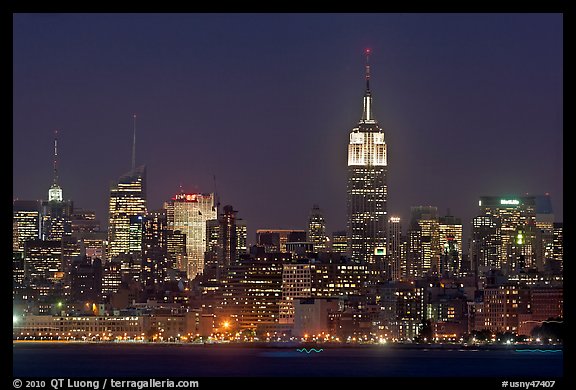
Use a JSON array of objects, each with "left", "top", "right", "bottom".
[{"left": 13, "top": 342, "right": 563, "bottom": 377}]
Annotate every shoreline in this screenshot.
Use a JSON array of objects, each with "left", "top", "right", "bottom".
[{"left": 13, "top": 340, "right": 563, "bottom": 351}]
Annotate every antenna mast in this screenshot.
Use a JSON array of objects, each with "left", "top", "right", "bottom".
[
  {"left": 53, "top": 129, "right": 59, "bottom": 185},
  {"left": 132, "top": 114, "right": 137, "bottom": 171}
]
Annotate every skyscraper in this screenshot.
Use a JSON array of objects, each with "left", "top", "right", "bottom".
[
  {"left": 478, "top": 196, "right": 536, "bottom": 273},
  {"left": 142, "top": 209, "right": 169, "bottom": 286},
  {"left": 470, "top": 215, "right": 501, "bottom": 273},
  {"left": 42, "top": 130, "right": 73, "bottom": 241},
  {"left": 552, "top": 222, "right": 563, "bottom": 271},
  {"left": 347, "top": 49, "right": 388, "bottom": 264},
  {"left": 307, "top": 204, "right": 327, "bottom": 252},
  {"left": 408, "top": 206, "right": 440, "bottom": 277},
  {"left": 279, "top": 262, "right": 311, "bottom": 325},
  {"left": 107, "top": 166, "right": 147, "bottom": 259},
  {"left": 388, "top": 216, "right": 403, "bottom": 281},
  {"left": 170, "top": 192, "right": 216, "bottom": 280},
  {"left": 107, "top": 118, "right": 147, "bottom": 260},
  {"left": 205, "top": 205, "right": 247, "bottom": 279},
  {"left": 438, "top": 213, "right": 463, "bottom": 276},
  {"left": 534, "top": 194, "right": 554, "bottom": 271},
  {"left": 13, "top": 200, "right": 42, "bottom": 252},
  {"left": 22, "top": 238, "right": 65, "bottom": 314}
]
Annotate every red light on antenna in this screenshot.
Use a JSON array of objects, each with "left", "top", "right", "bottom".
[{"left": 365, "top": 48, "right": 371, "bottom": 54}]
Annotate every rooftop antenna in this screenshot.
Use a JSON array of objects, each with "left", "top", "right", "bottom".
[
  {"left": 131, "top": 114, "right": 137, "bottom": 171},
  {"left": 53, "top": 129, "right": 59, "bottom": 185},
  {"left": 48, "top": 129, "right": 64, "bottom": 202},
  {"left": 365, "top": 48, "right": 371, "bottom": 91},
  {"left": 361, "top": 48, "right": 374, "bottom": 123},
  {"left": 213, "top": 174, "right": 221, "bottom": 214}
]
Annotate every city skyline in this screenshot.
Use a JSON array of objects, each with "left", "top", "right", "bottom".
[{"left": 13, "top": 13, "right": 563, "bottom": 243}]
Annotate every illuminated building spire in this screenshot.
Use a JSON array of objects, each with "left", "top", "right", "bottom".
[
  {"left": 53, "top": 129, "right": 59, "bottom": 186},
  {"left": 48, "top": 129, "right": 63, "bottom": 202},
  {"left": 365, "top": 48, "right": 371, "bottom": 91},
  {"left": 132, "top": 114, "right": 137, "bottom": 171},
  {"left": 361, "top": 48, "right": 375, "bottom": 124}
]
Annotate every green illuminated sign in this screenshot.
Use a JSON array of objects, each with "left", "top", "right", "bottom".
[{"left": 500, "top": 199, "right": 520, "bottom": 205}]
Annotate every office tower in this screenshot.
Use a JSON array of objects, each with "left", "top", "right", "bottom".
[
  {"left": 388, "top": 216, "right": 403, "bottom": 281},
  {"left": 256, "top": 229, "right": 306, "bottom": 253},
  {"left": 170, "top": 192, "right": 216, "bottom": 280},
  {"left": 13, "top": 252, "right": 25, "bottom": 285},
  {"left": 330, "top": 231, "right": 347, "bottom": 254},
  {"left": 482, "top": 284, "right": 529, "bottom": 334},
  {"left": 166, "top": 229, "right": 187, "bottom": 274},
  {"left": 69, "top": 256, "right": 102, "bottom": 304},
  {"left": 347, "top": 49, "right": 387, "bottom": 264},
  {"left": 24, "top": 239, "right": 62, "bottom": 282},
  {"left": 378, "top": 281, "right": 424, "bottom": 341},
  {"left": 438, "top": 213, "right": 463, "bottom": 276},
  {"left": 142, "top": 209, "right": 169, "bottom": 286},
  {"left": 470, "top": 215, "right": 501, "bottom": 273},
  {"left": 108, "top": 117, "right": 147, "bottom": 259},
  {"left": 24, "top": 239, "right": 63, "bottom": 301},
  {"left": 102, "top": 258, "right": 122, "bottom": 300},
  {"left": 70, "top": 209, "right": 101, "bottom": 234},
  {"left": 408, "top": 206, "right": 440, "bottom": 277},
  {"left": 552, "top": 222, "right": 563, "bottom": 271},
  {"left": 13, "top": 200, "right": 42, "bottom": 252},
  {"left": 307, "top": 204, "right": 327, "bottom": 252},
  {"left": 42, "top": 130, "right": 73, "bottom": 241},
  {"left": 61, "top": 236, "right": 82, "bottom": 280},
  {"left": 69, "top": 208, "right": 107, "bottom": 261},
  {"left": 221, "top": 256, "right": 284, "bottom": 334},
  {"left": 205, "top": 205, "right": 247, "bottom": 279},
  {"left": 279, "top": 262, "right": 312, "bottom": 324},
  {"left": 478, "top": 196, "right": 536, "bottom": 273},
  {"left": 73, "top": 231, "right": 107, "bottom": 262},
  {"left": 512, "top": 226, "right": 537, "bottom": 271},
  {"left": 108, "top": 166, "right": 147, "bottom": 259},
  {"left": 309, "top": 256, "right": 370, "bottom": 298},
  {"left": 42, "top": 200, "right": 73, "bottom": 241},
  {"left": 534, "top": 195, "right": 555, "bottom": 271}
]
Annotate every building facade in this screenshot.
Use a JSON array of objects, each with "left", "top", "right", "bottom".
[
  {"left": 308, "top": 204, "right": 327, "bottom": 252},
  {"left": 168, "top": 193, "right": 216, "bottom": 280},
  {"left": 13, "top": 200, "right": 42, "bottom": 252},
  {"left": 205, "top": 205, "right": 247, "bottom": 280},
  {"left": 388, "top": 216, "right": 403, "bottom": 281},
  {"left": 107, "top": 166, "right": 147, "bottom": 259}
]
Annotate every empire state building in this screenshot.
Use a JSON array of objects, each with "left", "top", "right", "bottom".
[{"left": 347, "top": 49, "right": 388, "bottom": 264}]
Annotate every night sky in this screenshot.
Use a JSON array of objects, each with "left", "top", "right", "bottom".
[{"left": 13, "top": 13, "right": 563, "bottom": 246}]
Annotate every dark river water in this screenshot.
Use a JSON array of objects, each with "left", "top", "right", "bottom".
[{"left": 13, "top": 342, "right": 563, "bottom": 378}]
